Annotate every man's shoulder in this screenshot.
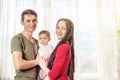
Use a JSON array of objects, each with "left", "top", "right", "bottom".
[
  {"left": 33, "top": 37, "right": 38, "bottom": 42},
  {"left": 12, "top": 33, "right": 22, "bottom": 38},
  {"left": 32, "top": 37, "right": 38, "bottom": 45},
  {"left": 11, "top": 33, "right": 26, "bottom": 44},
  {"left": 11, "top": 33, "right": 22, "bottom": 41}
]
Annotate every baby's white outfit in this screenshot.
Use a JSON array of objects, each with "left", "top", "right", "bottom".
[{"left": 38, "top": 44, "right": 54, "bottom": 57}]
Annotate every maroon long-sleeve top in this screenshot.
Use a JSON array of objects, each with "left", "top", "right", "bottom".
[{"left": 48, "top": 43, "right": 71, "bottom": 80}]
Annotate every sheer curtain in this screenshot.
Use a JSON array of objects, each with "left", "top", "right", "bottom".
[{"left": 0, "top": 0, "right": 119, "bottom": 80}]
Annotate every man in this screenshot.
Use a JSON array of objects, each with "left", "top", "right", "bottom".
[{"left": 11, "top": 9, "right": 39, "bottom": 80}]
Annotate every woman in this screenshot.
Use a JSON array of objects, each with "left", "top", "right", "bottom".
[{"left": 39, "top": 18, "right": 75, "bottom": 80}]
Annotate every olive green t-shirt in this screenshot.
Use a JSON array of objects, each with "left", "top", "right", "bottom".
[{"left": 11, "top": 33, "right": 39, "bottom": 80}]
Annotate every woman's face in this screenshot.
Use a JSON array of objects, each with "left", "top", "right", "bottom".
[{"left": 56, "top": 21, "right": 67, "bottom": 40}]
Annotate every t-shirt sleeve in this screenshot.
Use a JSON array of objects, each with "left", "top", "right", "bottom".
[
  {"left": 11, "top": 36, "right": 22, "bottom": 53},
  {"left": 48, "top": 44, "right": 69, "bottom": 80}
]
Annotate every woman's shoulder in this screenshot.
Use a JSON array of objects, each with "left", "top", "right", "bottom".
[
  {"left": 59, "top": 43, "right": 69, "bottom": 47},
  {"left": 58, "top": 43, "right": 70, "bottom": 50},
  {"left": 56, "top": 43, "right": 70, "bottom": 57}
]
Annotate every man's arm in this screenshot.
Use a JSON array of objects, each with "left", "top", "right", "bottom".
[{"left": 12, "top": 51, "right": 38, "bottom": 70}]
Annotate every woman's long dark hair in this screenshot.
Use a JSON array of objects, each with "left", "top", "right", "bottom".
[{"left": 47, "top": 18, "right": 75, "bottom": 80}]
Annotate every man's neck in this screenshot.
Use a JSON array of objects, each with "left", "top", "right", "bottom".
[{"left": 22, "top": 31, "right": 33, "bottom": 40}]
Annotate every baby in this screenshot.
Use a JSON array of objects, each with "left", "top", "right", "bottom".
[{"left": 38, "top": 30, "right": 54, "bottom": 80}]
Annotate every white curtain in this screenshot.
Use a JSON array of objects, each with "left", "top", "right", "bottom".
[{"left": 0, "top": 0, "right": 119, "bottom": 80}]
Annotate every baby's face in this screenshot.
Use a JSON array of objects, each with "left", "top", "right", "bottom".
[{"left": 38, "top": 34, "right": 50, "bottom": 46}]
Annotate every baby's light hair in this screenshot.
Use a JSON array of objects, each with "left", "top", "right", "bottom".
[{"left": 38, "top": 30, "right": 50, "bottom": 39}]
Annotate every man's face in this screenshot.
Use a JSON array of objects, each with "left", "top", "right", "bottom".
[{"left": 21, "top": 14, "right": 38, "bottom": 33}]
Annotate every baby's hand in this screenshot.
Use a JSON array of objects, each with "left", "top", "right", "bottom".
[{"left": 44, "top": 56, "right": 49, "bottom": 62}]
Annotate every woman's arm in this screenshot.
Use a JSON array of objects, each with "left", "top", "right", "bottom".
[{"left": 39, "top": 44, "right": 69, "bottom": 79}]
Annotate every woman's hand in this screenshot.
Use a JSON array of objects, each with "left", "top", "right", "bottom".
[{"left": 39, "top": 69, "right": 47, "bottom": 79}]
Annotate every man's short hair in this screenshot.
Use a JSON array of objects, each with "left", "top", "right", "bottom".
[{"left": 21, "top": 9, "right": 37, "bottom": 20}]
